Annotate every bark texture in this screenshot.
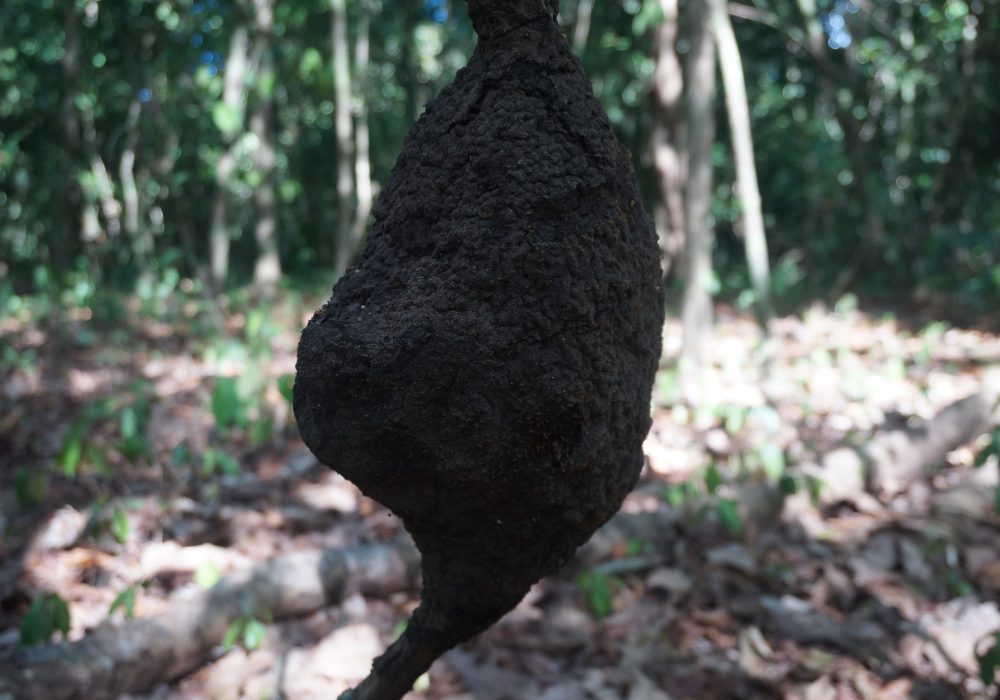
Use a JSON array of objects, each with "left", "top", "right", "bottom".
[{"left": 294, "top": 0, "right": 663, "bottom": 695}]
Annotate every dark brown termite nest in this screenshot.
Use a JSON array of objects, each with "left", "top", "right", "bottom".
[{"left": 293, "top": 0, "right": 663, "bottom": 696}]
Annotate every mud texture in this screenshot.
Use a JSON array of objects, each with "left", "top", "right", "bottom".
[{"left": 295, "top": 0, "right": 663, "bottom": 658}]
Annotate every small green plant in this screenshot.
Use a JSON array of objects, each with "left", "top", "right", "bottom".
[
  {"left": 757, "top": 443, "right": 785, "bottom": 480},
  {"left": 662, "top": 480, "right": 698, "bottom": 507},
  {"left": 717, "top": 498, "right": 744, "bottom": 537},
  {"left": 108, "top": 585, "right": 138, "bottom": 620},
  {"left": 834, "top": 293, "right": 859, "bottom": 316},
  {"left": 576, "top": 570, "right": 620, "bottom": 619},
  {"left": 655, "top": 367, "right": 680, "bottom": 405},
  {"left": 624, "top": 538, "right": 649, "bottom": 557},
  {"left": 20, "top": 593, "right": 71, "bottom": 646},
  {"left": 249, "top": 417, "right": 274, "bottom": 447},
  {"left": 14, "top": 467, "right": 47, "bottom": 507},
  {"left": 117, "top": 382, "right": 153, "bottom": 460},
  {"left": 704, "top": 462, "right": 723, "bottom": 495},
  {"left": 223, "top": 615, "right": 268, "bottom": 652},
  {"left": 978, "top": 632, "right": 1000, "bottom": 686},
  {"left": 212, "top": 376, "right": 247, "bottom": 430},
  {"left": 111, "top": 506, "right": 130, "bottom": 544},
  {"left": 390, "top": 618, "right": 409, "bottom": 642},
  {"left": 202, "top": 448, "right": 241, "bottom": 477},
  {"left": 778, "top": 474, "right": 798, "bottom": 496},
  {"left": 974, "top": 429, "right": 1000, "bottom": 513},
  {"left": 805, "top": 475, "right": 824, "bottom": 507},
  {"left": 277, "top": 373, "right": 295, "bottom": 406},
  {"left": 195, "top": 561, "right": 222, "bottom": 590},
  {"left": 916, "top": 322, "right": 948, "bottom": 365},
  {"left": 56, "top": 385, "right": 152, "bottom": 476}
]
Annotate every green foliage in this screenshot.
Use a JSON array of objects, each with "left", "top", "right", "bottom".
[
  {"left": 20, "top": 593, "right": 71, "bottom": 646},
  {"left": 277, "top": 373, "right": 295, "bottom": 406},
  {"left": 223, "top": 616, "right": 268, "bottom": 652},
  {"left": 195, "top": 561, "right": 223, "bottom": 590},
  {"left": 212, "top": 376, "right": 247, "bottom": 430},
  {"left": 0, "top": 0, "right": 996, "bottom": 313},
  {"left": 14, "top": 467, "right": 48, "bottom": 507},
  {"left": 202, "top": 447, "right": 241, "bottom": 477},
  {"left": 54, "top": 384, "right": 152, "bottom": 478},
  {"left": 974, "top": 429, "right": 1000, "bottom": 513},
  {"left": 716, "top": 499, "right": 744, "bottom": 538},
  {"left": 704, "top": 462, "right": 723, "bottom": 495},
  {"left": 974, "top": 429, "right": 1000, "bottom": 468},
  {"left": 576, "top": 569, "right": 620, "bottom": 619},
  {"left": 778, "top": 474, "right": 798, "bottom": 496},
  {"left": 110, "top": 506, "right": 131, "bottom": 544},
  {"left": 662, "top": 480, "right": 698, "bottom": 507},
  {"left": 978, "top": 632, "right": 1000, "bottom": 686},
  {"left": 757, "top": 443, "right": 785, "bottom": 481},
  {"left": 57, "top": 426, "right": 85, "bottom": 477},
  {"left": 109, "top": 585, "right": 138, "bottom": 620}
]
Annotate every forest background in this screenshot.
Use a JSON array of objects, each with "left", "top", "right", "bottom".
[{"left": 2, "top": 1, "right": 1000, "bottom": 698}]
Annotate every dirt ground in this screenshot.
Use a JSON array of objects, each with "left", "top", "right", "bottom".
[{"left": 2, "top": 296, "right": 999, "bottom": 699}]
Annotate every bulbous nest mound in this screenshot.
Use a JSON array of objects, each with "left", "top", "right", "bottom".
[{"left": 295, "top": 0, "right": 662, "bottom": 661}]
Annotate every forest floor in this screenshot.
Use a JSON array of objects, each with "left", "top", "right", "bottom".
[{"left": 1, "top": 291, "right": 999, "bottom": 700}]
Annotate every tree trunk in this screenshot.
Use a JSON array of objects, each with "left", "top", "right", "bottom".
[
  {"left": 572, "top": 0, "right": 595, "bottom": 56},
  {"left": 251, "top": 0, "right": 281, "bottom": 298},
  {"left": 711, "top": 0, "right": 772, "bottom": 328},
  {"left": 119, "top": 97, "right": 151, "bottom": 276},
  {"left": 81, "top": 107, "right": 123, "bottom": 244},
  {"left": 55, "top": 0, "right": 81, "bottom": 279},
  {"left": 351, "top": 2, "right": 374, "bottom": 249},
  {"left": 331, "top": 0, "right": 355, "bottom": 280},
  {"left": 210, "top": 21, "right": 251, "bottom": 291},
  {"left": 650, "top": 0, "right": 686, "bottom": 280},
  {"left": 680, "top": 0, "right": 717, "bottom": 394},
  {"left": 400, "top": 4, "right": 420, "bottom": 124}
]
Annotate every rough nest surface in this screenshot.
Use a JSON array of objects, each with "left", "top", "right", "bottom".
[{"left": 295, "top": 0, "right": 663, "bottom": 652}]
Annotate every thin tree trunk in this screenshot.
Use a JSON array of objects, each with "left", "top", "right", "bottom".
[
  {"left": 210, "top": 21, "right": 251, "bottom": 291},
  {"left": 572, "top": 0, "right": 595, "bottom": 56},
  {"left": 710, "top": 0, "right": 772, "bottom": 328},
  {"left": 81, "top": 107, "right": 123, "bottom": 243},
  {"left": 331, "top": 0, "right": 355, "bottom": 280},
  {"left": 651, "top": 0, "right": 686, "bottom": 280},
  {"left": 351, "top": 2, "right": 374, "bottom": 248},
  {"left": 118, "top": 97, "right": 151, "bottom": 274},
  {"left": 400, "top": 4, "right": 419, "bottom": 125},
  {"left": 251, "top": 0, "right": 281, "bottom": 297},
  {"left": 56, "top": 0, "right": 81, "bottom": 278},
  {"left": 680, "top": 0, "right": 717, "bottom": 395}
]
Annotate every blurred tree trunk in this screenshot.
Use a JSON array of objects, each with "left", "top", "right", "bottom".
[
  {"left": 56, "top": 0, "right": 81, "bottom": 278},
  {"left": 711, "top": 0, "right": 772, "bottom": 328},
  {"left": 209, "top": 20, "right": 251, "bottom": 291},
  {"left": 81, "top": 107, "right": 122, "bottom": 246},
  {"left": 400, "top": 4, "right": 420, "bottom": 124},
  {"left": 572, "top": 0, "right": 595, "bottom": 56},
  {"left": 651, "top": 0, "right": 686, "bottom": 280},
  {"left": 331, "top": 0, "right": 355, "bottom": 280},
  {"left": 119, "top": 96, "right": 150, "bottom": 273},
  {"left": 352, "top": 2, "right": 374, "bottom": 248},
  {"left": 251, "top": 0, "right": 281, "bottom": 298},
  {"left": 680, "top": 0, "right": 717, "bottom": 392}
]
